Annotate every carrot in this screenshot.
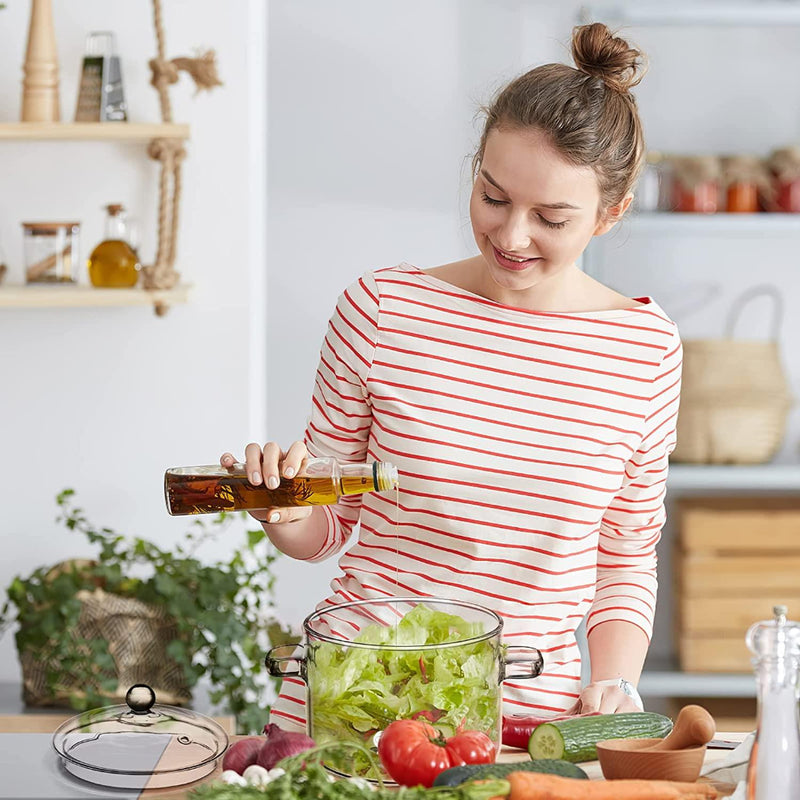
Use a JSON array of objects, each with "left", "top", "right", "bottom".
[{"left": 505, "top": 771, "right": 719, "bottom": 800}]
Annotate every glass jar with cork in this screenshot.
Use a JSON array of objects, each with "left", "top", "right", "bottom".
[
  {"left": 22, "top": 221, "right": 81, "bottom": 283},
  {"left": 88, "top": 204, "right": 140, "bottom": 288}
]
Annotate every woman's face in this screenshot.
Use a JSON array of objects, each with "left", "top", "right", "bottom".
[{"left": 469, "top": 126, "right": 624, "bottom": 303}]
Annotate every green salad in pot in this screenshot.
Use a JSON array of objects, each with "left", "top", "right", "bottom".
[{"left": 308, "top": 604, "right": 502, "bottom": 764}]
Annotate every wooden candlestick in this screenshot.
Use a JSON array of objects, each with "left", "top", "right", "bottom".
[{"left": 21, "top": 0, "right": 61, "bottom": 122}]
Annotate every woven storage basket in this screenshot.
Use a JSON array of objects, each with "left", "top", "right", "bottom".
[
  {"left": 21, "top": 580, "right": 191, "bottom": 708},
  {"left": 671, "top": 286, "right": 793, "bottom": 464}
]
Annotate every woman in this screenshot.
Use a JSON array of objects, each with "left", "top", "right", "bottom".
[{"left": 223, "top": 22, "right": 682, "bottom": 731}]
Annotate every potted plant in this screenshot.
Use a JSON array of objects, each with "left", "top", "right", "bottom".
[{"left": 0, "top": 489, "right": 292, "bottom": 733}]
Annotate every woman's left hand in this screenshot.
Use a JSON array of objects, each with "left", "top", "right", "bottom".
[{"left": 566, "top": 680, "right": 642, "bottom": 714}]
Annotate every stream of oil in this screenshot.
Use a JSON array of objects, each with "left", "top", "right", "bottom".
[{"left": 390, "top": 484, "right": 400, "bottom": 646}]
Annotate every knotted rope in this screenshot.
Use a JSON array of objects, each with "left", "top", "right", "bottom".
[{"left": 143, "top": 0, "right": 222, "bottom": 311}]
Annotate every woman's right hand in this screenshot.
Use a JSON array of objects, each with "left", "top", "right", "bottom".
[{"left": 220, "top": 441, "right": 314, "bottom": 525}]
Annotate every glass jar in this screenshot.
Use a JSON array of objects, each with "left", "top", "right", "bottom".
[
  {"left": 768, "top": 147, "right": 800, "bottom": 213},
  {"left": 633, "top": 152, "right": 663, "bottom": 213},
  {"left": 726, "top": 182, "right": 760, "bottom": 213},
  {"left": 722, "top": 155, "right": 767, "bottom": 213},
  {"left": 88, "top": 204, "right": 140, "bottom": 288},
  {"left": 674, "top": 180, "right": 719, "bottom": 213},
  {"left": 22, "top": 221, "right": 80, "bottom": 283},
  {"left": 671, "top": 156, "right": 721, "bottom": 214},
  {"left": 775, "top": 178, "right": 800, "bottom": 213}
]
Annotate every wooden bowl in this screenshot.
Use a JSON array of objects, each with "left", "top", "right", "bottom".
[{"left": 596, "top": 737, "right": 707, "bottom": 782}]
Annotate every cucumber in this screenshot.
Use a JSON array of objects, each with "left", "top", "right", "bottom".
[
  {"left": 432, "top": 759, "right": 588, "bottom": 787},
  {"left": 527, "top": 711, "right": 673, "bottom": 763}
]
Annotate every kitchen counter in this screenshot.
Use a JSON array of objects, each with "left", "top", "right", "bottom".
[{"left": 0, "top": 723, "right": 746, "bottom": 799}]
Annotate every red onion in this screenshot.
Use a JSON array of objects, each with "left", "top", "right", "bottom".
[
  {"left": 222, "top": 736, "right": 265, "bottom": 774},
  {"left": 256, "top": 723, "right": 316, "bottom": 770}
]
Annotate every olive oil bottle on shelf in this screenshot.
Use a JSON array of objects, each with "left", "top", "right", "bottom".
[
  {"left": 164, "top": 457, "right": 400, "bottom": 516},
  {"left": 87, "top": 203, "right": 140, "bottom": 288}
]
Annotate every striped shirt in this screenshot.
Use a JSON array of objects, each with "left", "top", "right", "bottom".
[{"left": 270, "top": 263, "right": 682, "bottom": 731}]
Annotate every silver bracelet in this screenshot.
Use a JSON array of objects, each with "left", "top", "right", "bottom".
[{"left": 594, "top": 677, "right": 644, "bottom": 710}]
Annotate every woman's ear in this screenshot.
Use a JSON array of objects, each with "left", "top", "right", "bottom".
[{"left": 593, "top": 193, "right": 634, "bottom": 236}]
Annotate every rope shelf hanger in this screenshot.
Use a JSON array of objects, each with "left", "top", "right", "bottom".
[{"left": 144, "top": 0, "right": 222, "bottom": 314}]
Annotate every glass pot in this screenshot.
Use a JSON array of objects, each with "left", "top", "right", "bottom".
[{"left": 266, "top": 596, "right": 543, "bottom": 779}]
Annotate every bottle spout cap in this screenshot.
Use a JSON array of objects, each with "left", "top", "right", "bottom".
[{"left": 374, "top": 461, "right": 399, "bottom": 492}]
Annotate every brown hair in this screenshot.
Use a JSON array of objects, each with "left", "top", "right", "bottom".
[{"left": 472, "top": 23, "right": 647, "bottom": 215}]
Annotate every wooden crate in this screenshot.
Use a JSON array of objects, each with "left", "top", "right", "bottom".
[{"left": 676, "top": 496, "right": 800, "bottom": 673}]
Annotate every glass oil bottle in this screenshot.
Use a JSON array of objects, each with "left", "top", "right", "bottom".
[
  {"left": 164, "top": 457, "right": 399, "bottom": 516},
  {"left": 745, "top": 604, "right": 800, "bottom": 800},
  {"left": 87, "top": 204, "right": 140, "bottom": 288}
]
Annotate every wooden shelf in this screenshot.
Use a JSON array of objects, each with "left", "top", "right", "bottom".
[
  {"left": 581, "top": 2, "right": 800, "bottom": 26},
  {"left": 627, "top": 212, "right": 800, "bottom": 235},
  {"left": 0, "top": 283, "right": 191, "bottom": 309},
  {"left": 667, "top": 462, "right": 800, "bottom": 492},
  {"left": 639, "top": 668, "right": 754, "bottom": 698},
  {"left": 0, "top": 122, "right": 189, "bottom": 142}
]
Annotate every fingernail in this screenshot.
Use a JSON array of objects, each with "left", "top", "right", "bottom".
[
  {"left": 251, "top": 472, "right": 261, "bottom": 484},
  {"left": 267, "top": 476, "right": 279, "bottom": 489},
  {"left": 284, "top": 467, "right": 295, "bottom": 478},
  {"left": 268, "top": 512, "right": 280, "bottom": 523}
]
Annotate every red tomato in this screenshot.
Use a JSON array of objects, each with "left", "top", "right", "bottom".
[{"left": 377, "top": 719, "right": 495, "bottom": 787}]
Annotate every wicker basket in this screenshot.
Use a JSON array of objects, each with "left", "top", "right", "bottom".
[
  {"left": 671, "top": 286, "right": 793, "bottom": 464},
  {"left": 21, "top": 582, "right": 191, "bottom": 708}
]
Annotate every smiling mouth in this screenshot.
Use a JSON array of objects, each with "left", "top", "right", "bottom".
[{"left": 492, "top": 246, "right": 540, "bottom": 270}]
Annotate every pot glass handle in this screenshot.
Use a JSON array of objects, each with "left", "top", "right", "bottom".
[
  {"left": 265, "top": 643, "right": 306, "bottom": 680},
  {"left": 501, "top": 645, "right": 544, "bottom": 682}
]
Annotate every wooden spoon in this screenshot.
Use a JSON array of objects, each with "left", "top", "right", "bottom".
[{"left": 646, "top": 704, "right": 716, "bottom": 751}]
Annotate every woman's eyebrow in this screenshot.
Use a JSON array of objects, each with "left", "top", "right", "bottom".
[{"left": 480, "top": 168, "right": 581, "bottom": 210}]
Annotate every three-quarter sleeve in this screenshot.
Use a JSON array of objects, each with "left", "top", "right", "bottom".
[
  {"left": 586, "top": 327, "right": 683, "bottom": 640},
  {"left": 300, "top": 272, "right": 380, "bottom": 562}
]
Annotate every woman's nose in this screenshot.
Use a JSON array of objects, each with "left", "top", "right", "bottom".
[{"left": 496, "top": 211, "right": 532, "bottom": 252}]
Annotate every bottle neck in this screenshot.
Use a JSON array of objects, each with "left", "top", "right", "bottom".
[
  {"left": 105, "top": 213, "right": 128, "bottom": 241},
  {"left": 338, "top": 461, "right": 399, "bottom": 495}
]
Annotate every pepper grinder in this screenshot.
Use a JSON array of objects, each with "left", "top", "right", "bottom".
[
  {"left": 745, "top": 605, "right": 800, "bottom": 799},
  {"left": 21, "top": 0, "right": 61, "bottom": 122}
]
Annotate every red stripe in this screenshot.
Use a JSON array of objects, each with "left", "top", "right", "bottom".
[
  {"left": 372, "top": 357, "right": 652, "bottom": 406},
  {"left": 369, "top": 379, "right": 643, "bottom": 436},
  {"left": 378, "top": 272, "right": 675, "bottom": 336},
  {"left": 380, "top": 308, "right": 664, "bottom": 364},
  {"left": 378, "top": 331, "right": 659, "bottom": 383}
]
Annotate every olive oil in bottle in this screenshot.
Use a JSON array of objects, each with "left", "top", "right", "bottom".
[
  {"left": 88, "top": 203, "right": 140, "bottom": 288},
  {"left": 164, "top": 457, "right": 399, "bottom": 516}
]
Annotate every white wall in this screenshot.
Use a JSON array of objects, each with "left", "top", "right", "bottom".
[{"left": 0, "top": 0, "right": 266, "bottom": 681}]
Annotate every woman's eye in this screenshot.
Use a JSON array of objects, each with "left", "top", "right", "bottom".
[
  {"left": 480, "top": 191, "right": 506, "bottom": 206},
  {"left": 538, "top": 215, "right": 568, "bottom": 230}
]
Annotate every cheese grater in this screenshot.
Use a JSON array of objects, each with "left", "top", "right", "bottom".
[{"left": 75, "top": 31, "right": 127, "bottom": 122}]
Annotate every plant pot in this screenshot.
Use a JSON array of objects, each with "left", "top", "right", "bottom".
[{"left": 21, "top": 584, "right": 190, "bottom": 708}]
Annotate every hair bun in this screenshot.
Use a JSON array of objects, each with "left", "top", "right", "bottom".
[{"left": 571, "top": 22, "right": 646, "bottom": 94}]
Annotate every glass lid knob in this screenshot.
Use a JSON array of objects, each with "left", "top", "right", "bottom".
[{"left": 126, "top": 683, "right": 156, "bottom": 714}]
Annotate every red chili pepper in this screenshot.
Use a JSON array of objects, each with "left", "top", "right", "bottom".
[{"left": 502, "top": 712, "right": 602, "bottom": 750}]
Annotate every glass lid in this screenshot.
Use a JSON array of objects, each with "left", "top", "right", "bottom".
[{"left": 51, "top": 684, "right": 229, "bottom": 790}]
